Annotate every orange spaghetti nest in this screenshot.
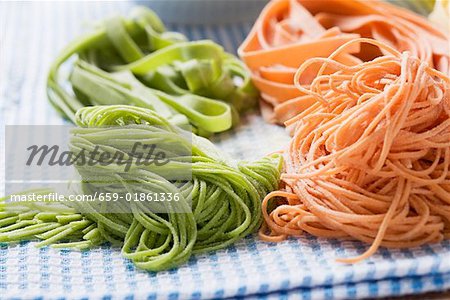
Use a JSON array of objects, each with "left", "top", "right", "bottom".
[{"left": 260, "top": 38, "right": 450, "bottom": 263}]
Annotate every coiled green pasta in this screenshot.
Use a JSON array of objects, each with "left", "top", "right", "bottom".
[
  {"left": 0, "top": 105, "right": 282, "bottom": 271},
  {"left": 47, "top": 7, "right": 258, "bottom": 136}
]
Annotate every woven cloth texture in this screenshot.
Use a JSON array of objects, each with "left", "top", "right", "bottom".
[{"left": 1, "top": 2, "right": 450, "bottom": 299}]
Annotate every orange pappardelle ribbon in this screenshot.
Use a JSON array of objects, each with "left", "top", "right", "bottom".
[{"left": 238, "top": 0, "right": 450, "bottom": 125}]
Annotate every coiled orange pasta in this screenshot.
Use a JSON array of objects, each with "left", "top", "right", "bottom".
[{"left": 259, "top": 38, "right": 450, "bottom": 263}]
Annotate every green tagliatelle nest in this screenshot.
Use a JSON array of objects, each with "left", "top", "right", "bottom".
[
  {"left": 47, "top": 7, "right": 259, "bottom": 137},
  {"left": 0, "top": 105, "right": 282, "bottom": 271}
]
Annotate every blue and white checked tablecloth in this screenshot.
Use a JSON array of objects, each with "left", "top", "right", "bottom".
[{"left": 1, "top": 1, "right": 450, "bottom": 299}]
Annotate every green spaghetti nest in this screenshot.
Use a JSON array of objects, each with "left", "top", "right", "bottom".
[
  {"left": 48, "top": 7, "right": 258, "bottom": 137},
  {"left": 0, "top": 105, "right": 282, "bottom": 271}
]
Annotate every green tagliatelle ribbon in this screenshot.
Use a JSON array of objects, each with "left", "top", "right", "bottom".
[
  {"left": 47, "top": 7, "right": 258, "bottom": 136},
  {"left": 0, "top": 105, "right": 282, "bottom": 271}
]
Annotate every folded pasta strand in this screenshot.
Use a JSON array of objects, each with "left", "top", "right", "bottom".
[{"left": 238, "top": 0, "right": 449, "bottom": 124}]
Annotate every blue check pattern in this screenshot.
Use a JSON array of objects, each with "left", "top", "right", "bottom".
[{"left": 1, "top": 1, "right": 450, "bottom": 299}]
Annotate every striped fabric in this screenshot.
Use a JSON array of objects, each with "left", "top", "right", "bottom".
[{"left": 1, "top": 2, "right": 450, "bottom": 299}]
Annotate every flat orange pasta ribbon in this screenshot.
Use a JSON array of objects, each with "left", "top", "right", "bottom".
[{"left": 238, "top": 0, "right": 449, "bottom": 125}]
